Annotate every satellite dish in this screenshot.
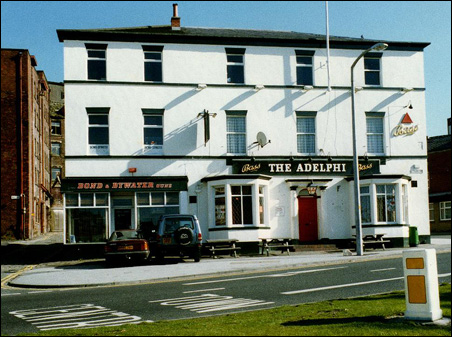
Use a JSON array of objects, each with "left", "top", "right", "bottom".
[{"left": 256, "top": 132, "right": 270, "bottom": 148}]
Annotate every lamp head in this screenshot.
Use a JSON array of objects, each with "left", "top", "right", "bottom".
[{"left": 370, "top": 43, "right": 388, "bottom": 52}]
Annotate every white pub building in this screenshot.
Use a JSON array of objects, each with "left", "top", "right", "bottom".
[{"left": 57, "top": 5, "right": 430, "bottom": 249}]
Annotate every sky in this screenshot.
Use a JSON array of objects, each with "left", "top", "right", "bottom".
[{"left": 1, "top": 1, "right": 451, "bottom": 137}]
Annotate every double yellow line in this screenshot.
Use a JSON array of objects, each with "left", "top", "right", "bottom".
[{"left": 1, "top": 265, "right": 36, "bottom": 288}]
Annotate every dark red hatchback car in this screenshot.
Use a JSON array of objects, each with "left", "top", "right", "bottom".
[{"left": 105, "top": 229, "right": 150, "bottom": 267}]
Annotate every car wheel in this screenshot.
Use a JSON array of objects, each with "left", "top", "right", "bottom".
[{"left": 193, "top": 248, "right": 201, "bottom": 262}]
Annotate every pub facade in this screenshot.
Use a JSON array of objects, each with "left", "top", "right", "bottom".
[{"left": 57, "top": 6, "right": 430, "bottom": 247}]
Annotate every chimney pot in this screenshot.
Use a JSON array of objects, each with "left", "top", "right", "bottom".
[{"left": 171, "top": 3, "right": 181, "bottom": 30}]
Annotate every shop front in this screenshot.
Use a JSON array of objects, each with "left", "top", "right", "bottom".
[{"left": 61, "top": 176, "right": 188, "bottom": 244}]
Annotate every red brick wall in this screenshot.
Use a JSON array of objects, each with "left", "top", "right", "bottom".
[{"left": 1, "top": 49, "right": 51, "bottom": 239}]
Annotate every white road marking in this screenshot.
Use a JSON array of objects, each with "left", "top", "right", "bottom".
[
  {"left": 183, "top": 266, "right": 347, "bottom": 286},
  {"left": 281, "top": 277, "right": 403, "bottom": 295},
  {"left": 183, "top": 288, "right": 225, "bottom": 294},
  {"left": 9, "top": 304, "right": 142, "bottom": 331},
  {"left": 370, "top": 268, "right": 396, "bottom": 272},
  {"left": 150, "top": 294, "right": 274, "bottom": 314},
  {"left": 1, "top": 293, "right": 21, "bottom": 297}
]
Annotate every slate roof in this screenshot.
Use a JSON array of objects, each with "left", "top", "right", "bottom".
[
  {"left": 428, "top": 135, "right": 452, "bottom": 152},
  {"left": 57, "top": 26, "right": 429, "bottom": 51}
]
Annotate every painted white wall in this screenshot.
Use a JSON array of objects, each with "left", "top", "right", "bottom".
[
  {"left": 63, "top": 38, "right": 430, "bottom": 242},
  {"left": 65, "top": 84, "right": 427, "bottom": 158},
  {"left": 63, "top": 41, "right": 426, "bottom": 88}
]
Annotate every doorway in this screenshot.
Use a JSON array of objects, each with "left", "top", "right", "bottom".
[
  {"left": 114, "top": 209, "right": 132, "bottom": 230},
  {"left": 112, "top": 196, "right": 134, "bottom": 231},
  {"left": 298, "top": 196, "right": 318, "bottom": 242}
]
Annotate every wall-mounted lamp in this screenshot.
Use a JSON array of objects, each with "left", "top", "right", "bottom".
[
  {"left": 254, "top": 84, "right": 265, "bottom": 91},
  {"left": 196, "top": 84, "right": 207, "bottom": 91},
  {"left": 302, "top": 85, "right": 314, "bottom": 92},
  {"left": 354, "top": 86, "right": 363, "bottom": 93},
  {"left": 401, "top": 87, "right": 414, "bottom": 93},
  {"left": 404, "top": 101, "right": 414, "bottom": 109}
]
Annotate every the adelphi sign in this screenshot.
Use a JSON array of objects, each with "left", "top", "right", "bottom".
[{"left": 232, "top": 159, "right": 380, "bottom": 176}]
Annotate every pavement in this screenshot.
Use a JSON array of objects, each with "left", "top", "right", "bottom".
[{"left": 1, "top": 232, "right": 450, "bottom": 289}]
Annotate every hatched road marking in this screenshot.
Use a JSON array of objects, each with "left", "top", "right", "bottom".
[
  {"left": 150, "top": 294, "right": 274, "bottom": 314},
  {"left": 9, "top": 304, "right": 143, "bottom": 331}
]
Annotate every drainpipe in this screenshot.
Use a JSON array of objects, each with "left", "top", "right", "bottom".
[{"left": 17, "top": 52, "right": 25, "bottom": 239}]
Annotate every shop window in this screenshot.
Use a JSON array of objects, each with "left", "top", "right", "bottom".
[
  {"left": 137, "top": 192, "right": 180, "bottom": 235},
  {"left": 65, "top": 192, "right": 108, "bottom": 243}
]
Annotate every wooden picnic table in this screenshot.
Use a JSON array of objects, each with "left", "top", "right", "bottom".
[
  {"left": 205, "top": 239, "right": 241, "bottom": 258},
  {"left": 352, "top": 234, "right": 390, "bottom": 251},
  {"left": 259, "top": 238, "right": 294, "bottom": 256}
]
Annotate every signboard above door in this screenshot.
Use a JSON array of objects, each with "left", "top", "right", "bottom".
[{"left": 232, "top": 159, "right": 380, "bottom": 176}]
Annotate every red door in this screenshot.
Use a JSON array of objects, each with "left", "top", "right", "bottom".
[{"left": 298, "top": 197, "right": 318, "bottom": 242}]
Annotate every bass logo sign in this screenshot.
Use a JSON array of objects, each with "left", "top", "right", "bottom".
[{"left": 393, "top": 113, "right": 419, "bottom": 137}]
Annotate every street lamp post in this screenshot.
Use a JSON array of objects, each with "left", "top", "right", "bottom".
[{"left": 351, "top": 43, "right": 388, "bottom": 256}]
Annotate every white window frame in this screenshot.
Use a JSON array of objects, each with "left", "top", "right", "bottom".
[
  {"left": 226, "top": 114, "right": 247, "bottom": 155},
  {"left": 429, "top": 203, "right": 435, "bottom": 222},
  {"left": 143, "top": 110, "right": 164, "bottom": 155},
  {"left": 357, "top": 178, "right": 409, "bottom": 226},
  {"left": 366, "top": 115, "right": 385, "bottom": 155},
  {"left": 88, "top": 113, "right": 109, "bottom": 155},
  {"left": 364, "top": 55, "right": 382, "bottom": 86},
  {"left": 440, "top": 201, "right": 451, "bottom": 221},
  {"left": 296, "top": 115, "right": 316, "bottom": 155},
  {"left": 207, "top": 179, "right": 269, "bottom": 229}
]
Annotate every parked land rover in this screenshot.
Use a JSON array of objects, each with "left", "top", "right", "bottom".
[{"left": 150, "top": 214, "right": 202, "bottom": 262}]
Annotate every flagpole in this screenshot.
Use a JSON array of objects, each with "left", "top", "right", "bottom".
[{"left": 325, "top": 1, "right": 331, "bottom": 91}]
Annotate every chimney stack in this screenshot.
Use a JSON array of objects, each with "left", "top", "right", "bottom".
[{"left": 171, "top": 4, "right": 181, "bottom": 30}]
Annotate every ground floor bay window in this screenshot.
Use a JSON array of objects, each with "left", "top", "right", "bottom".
[
  {"left": 357, "top": 177, "right": 411, "bottom": 227},
  {"left": 203, "top": 175, "right": 271, "bottom": 229}
]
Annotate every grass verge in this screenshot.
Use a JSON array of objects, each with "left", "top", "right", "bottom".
[{"left": 17, "top": 283, "right": 451, "bottom": 336}]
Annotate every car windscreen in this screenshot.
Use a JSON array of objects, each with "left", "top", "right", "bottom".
[
  {"left": 110, "top": 230, "right": 143, "bottom": 240},
  {"left": 164, "top": 218, "right": 194, "bottom": 234}
]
